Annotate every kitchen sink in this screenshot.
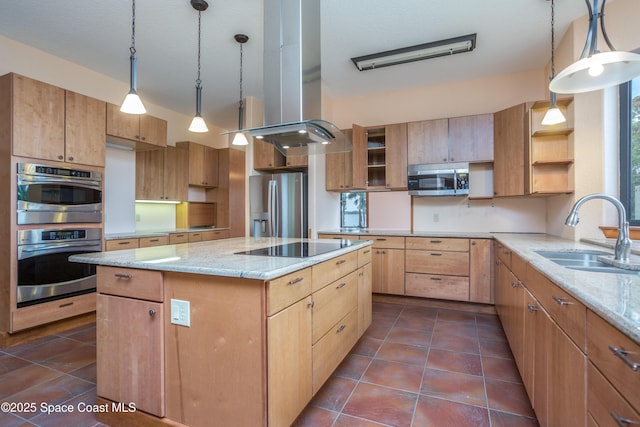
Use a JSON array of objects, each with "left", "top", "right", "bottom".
[{"left": 535, "top": 250, "right": 640, "bottom": 275}]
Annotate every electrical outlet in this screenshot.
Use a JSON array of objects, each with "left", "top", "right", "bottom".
[
  {"left": 170, "top": 299, "right": 190, "bottom": 327},
  {"left": 433, "top": 213, "right": 439, "bottom": 222}
]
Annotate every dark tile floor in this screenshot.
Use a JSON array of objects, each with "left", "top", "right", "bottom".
[{"left": 0, "top": 302, "right": 538, "bottom": 427}]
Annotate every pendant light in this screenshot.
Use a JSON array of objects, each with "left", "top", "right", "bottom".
[
  {"left": 542, "top": 0, "right": 567, "bottom": 126},
  {"left": 549, "top": 0, "right": 640, "bottom": 94},
  {"left": 231, "top": 34, "right": 250, "bottom": 146},
  {"left": 188, "top": 0, "right": 209, "bottom": 133},
  {"left": 120, "top": 0, "right": 146, "bottom": 114}
]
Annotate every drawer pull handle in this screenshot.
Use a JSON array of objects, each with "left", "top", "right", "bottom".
[
  {"left": 430, "top": 240, "right": 442, "bottom": 243},
  {"left": 430, "top": 253, "right": 442, "bottom": 256},
  {"left": 363, "top": 249, "right": 371, "bottom": 254},
  {"left": 609, "top": 346, "right": 640, "bottom": 372},
  {"left": 114, "top": 273, "right": 132, "bottom": 280},
  {"left": 336, "top": 259, "right": 346, "bottom": 266},
  {"left": 336, "top": 282, "right": 346, "bottom": 289},
  {"left": 376, "top": 238, "right": 387, "bottom": 241},
  {"left": 552, "top": 295, "right": 573, "bottom": 306},
  {"left": 119, "top": 241, "right": 131, "bottom": 245},
  {"left": 511, "top": 281, "right": 519, "bottom": 288},
  {"left": 288, "top": 277, "right": 304, "bottom": 285},
  {"left": 149, "top": 309, "right": 156, "bottom": 317},
  {"left": 610, "top": 411, "right": 638, "bottom": 426},
  {"left": 430, "top": 277, "right": 442, "bottom": 281},
  {"left": 503, "top": 250, "right": 511, "bottom": 255},
  {"left": 59, "top": 302, "right": 73, "bottom": 308},
  {"left": 527, "top": 303, "right": 539, "bottom": 312},
  {"left": 336, "top": 324, "right": 346, "bottom": 334}
]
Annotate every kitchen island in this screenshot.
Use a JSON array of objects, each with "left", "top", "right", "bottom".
[{"left": 70, "top": 237, "right": 373, "bottom": 427}]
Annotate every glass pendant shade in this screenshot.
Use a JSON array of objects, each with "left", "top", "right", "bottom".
[
  {"left": 121, "top": 89, "right": 146, "bottom": 114},
  {"left": 232, "top": 132, "right": 249, "bottom": 146},
  {"left": 550, "top": 51, "right": 640, "bottom": 94},
  {"left": 189, "top": 114, "right": 208, "bottom": 133}
]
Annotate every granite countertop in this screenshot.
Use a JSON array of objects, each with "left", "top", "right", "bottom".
[
  {"left": 70, "top": 237, "right": 369, "bottom": 281},
  {"left": 320, "top": 229, "right": 640, "bottom": 345},
  {"left": 491, "top": 234, "right": 640, "bottom": 346},
  {"left": 319, "top": 229, "right": 494, "bottom": 239},
  {"left": 105, "top": 227, "right": 230, "bottom": 240}
]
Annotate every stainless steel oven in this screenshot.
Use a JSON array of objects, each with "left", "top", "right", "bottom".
[
  {"left": 17, "top": 163, "right": 102, "bottom": 224},
  {"left": 17, "top": 228, "right": 102, "bottom": 307}
]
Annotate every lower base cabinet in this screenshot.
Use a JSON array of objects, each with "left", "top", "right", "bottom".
[{"left": 372, "top": 248, "right": 405, "bottom": 295}]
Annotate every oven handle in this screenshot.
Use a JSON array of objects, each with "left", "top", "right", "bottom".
[
  {"left": 18, "top": 242, "right": 103, "bottom": 258},
  {"left": 18, "top": 175, "right": 102, "bottom": 190}
]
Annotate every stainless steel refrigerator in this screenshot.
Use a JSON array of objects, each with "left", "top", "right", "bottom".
[{"left": 250, "top": 173, "right": 308, "bottom": 238}]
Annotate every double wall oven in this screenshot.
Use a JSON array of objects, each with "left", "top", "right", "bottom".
[{"left": 16, "top": 163, "right": 103, "bottom": 307}]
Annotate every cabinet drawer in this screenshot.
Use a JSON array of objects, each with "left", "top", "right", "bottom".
[
  {"left": 511, "top": 251, "right": 527, "bottom": 281},
  {"left": 311, "top": 251, "right": 358, "bottom": 292},
  {"left": 169, "top": 233, "right": 189, "bottom": 244},
  {"left": 139, "top": 236, "right": 169, "bottom": 248},
  {"left": 358, "top": 245, "right": 372, "bottom": 267},
  {"left": 527, "top": 266, "right": 586, "bottom": 351},
  {"left": 266, "top": 268, "right": 312, "bottom": 316},
  {"left": 312, "top": 270, "right": 358, "bottom": 343},
  {"left": 405, "top": 273, "right": 469, "bottom": 301},
  {"left": 405, "top": 250, "right": 469, "bottom": 276},
  {"left": 97, "top": 266, "right": 163, "bottom": 302},
  {"left": 312, "top": 308, "right": 358, "bottom": 394},
  {"left": 587, "top": 362, "right": 640, "bottom": 427},
  {"left": 201, "top": 229, "right": 231, "bottom": 240},
  {"left": 188, "top": 232, "right": 203, "bottom": 242},
  {"left": 587, "top": 310, "right": 640, "bottom": 413},
  {"left": 361, "top": 235, "right": 405, "bottom": 249},
  {"left": 406, "top": 237, "right": 469, "bottom": 252},
  {"left": 105, "top": 238, "right": 139, "bottom": 251},
  {"left": 318, "top": 234, "right": 353, "bottom": 240},
  {"left": 11, "top": 292, "right": 96, "bottom": 332}
]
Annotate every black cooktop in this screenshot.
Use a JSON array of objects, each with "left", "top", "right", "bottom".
[{"left": 236, "top": 241, "right": 353, "bottom": 258}]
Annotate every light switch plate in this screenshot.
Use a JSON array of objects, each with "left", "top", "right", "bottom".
[{"left": 170, "top": 299, "right": 190, "bottom": 327}]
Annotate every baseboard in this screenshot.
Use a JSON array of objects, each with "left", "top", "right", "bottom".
[{"left": 372, "top": 294, "right": 496, "bottom": 315}]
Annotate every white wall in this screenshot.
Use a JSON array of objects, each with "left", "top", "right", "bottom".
[{"left": 104, "top": 146, "right": 136, "bottom": 234}]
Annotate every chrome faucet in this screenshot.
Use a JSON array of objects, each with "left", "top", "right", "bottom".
[{"left": 565, "top": 193, "right": 632, "bottom": 262}]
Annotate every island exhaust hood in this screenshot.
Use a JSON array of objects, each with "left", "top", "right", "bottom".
[{"left": 226, "top": 0, "right": 351, "bottom": 156}]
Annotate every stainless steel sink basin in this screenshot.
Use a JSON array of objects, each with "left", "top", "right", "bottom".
[{"left": 535, "top": 250, "right": 640, "bottom": 275}]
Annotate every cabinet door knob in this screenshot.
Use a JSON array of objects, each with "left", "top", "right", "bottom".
[
  {"left": 58, "top": 155, "right": 64, "bottom": 160},
  {"left": 527, "top": 303, "right": 538, "bottom": 312},
  {"left": 68, "top": 156, "right": 74, "bottom": 161},
  {"left": 149, "top": 309, "right": 156, "bottom": 317}
]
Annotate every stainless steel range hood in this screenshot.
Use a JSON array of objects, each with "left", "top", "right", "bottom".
[{"left": 228, "top": 0, "right": 351, "bottom": 156}]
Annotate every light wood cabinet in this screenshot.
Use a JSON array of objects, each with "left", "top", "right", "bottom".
[
  {"left": 177, "top": 141, "right": 218, "bottom": 188},
  {"left": 105, "top": 238, "right": 140, "bottom": 251},
  {"left": 526, "top": 99, "right": 574, "bottom": 195},
  {"left": 357, "top": 262, "right": 373, "bottom": 336},
  {"left": 3, "top": 73, "right": 105, "bottom": 167},
  {"left": 326, "top": 129, "right": 359, "bottom": 191},
  {"left": 493, "top": 103, "right": 526, "bottom": 197},
  {"left": 136, "top": 145, "right": 188, "bottom": 201},
  {"left": 139, "top": 236, "right": 170, "bottom": 248},
  {"left": 96, "top": 266, "right": 165, "bottom": 418},
  {"left": 407, "top": 118, "right": 448, "bottom": 164},
  {"left": 65, "top": 90, "right": 106, "bottom": 167},
  {"left": 253, "top": 138, "right": 308, "bottom": 171},
  {"left": 355, "top": 123, "right": 408, "bottom": 190},
  {"left": 207, "top": 148, "right": 246, "bottom": 237},
  {"left": 106, "top": 103, "right": 167, "bottom": 148},
  {"left": 407, "top": 114, "right": 493, "bottom": 165},
  {"left": 469, "top": 239, "right": 492, "bottom": 303},
  {"left": 365, "top": 236, "right": 405, "bottom": 295},
  {"left": 267, "top": 296, "right": 312, "bottom": 427}
]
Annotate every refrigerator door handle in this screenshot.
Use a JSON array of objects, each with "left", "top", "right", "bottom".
[
  {"left": 268, "top": 180, "right": 274, "bottom": 237},
  {"left": 273, "top": 180, "right": 279, "bottom": 237}
]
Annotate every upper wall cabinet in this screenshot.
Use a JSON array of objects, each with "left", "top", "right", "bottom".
[
  {"left": 493, "top": 104, "right": 527, "bottom": 197},
  {"left": 353, "top": 123, "right": 408, "bottom": 191},
  {"left": 326, "top": 129, "right": 359, "bottom": 192},
  {"left": 106, "top": 103, "right": 167, "bottom": 150},
  {"left": 2, "top": 73, "right": 106, "bottom": 167},
  {"left": 136, "top": 145, "right": 188, "bottom": 201},
  {"left": 176, "top": 141, "right": 218, "bottom": 188},
  {"left": 407, "top": 114, "right": 493, "bottom": 165},
  {"left": 253, "top": 138, "right": 308, "bottom": 171}
]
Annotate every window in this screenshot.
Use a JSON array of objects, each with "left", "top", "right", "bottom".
[
  {"left": 340, "top": 192, "right": 367, "bottom": 229},
  {"left": 620, "top": 76, "right": 640, "bottom": 225}
]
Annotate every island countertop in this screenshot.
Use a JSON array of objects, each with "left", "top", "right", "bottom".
[{"left": 70, "top": 237, "right": 370, "bottom": 280}]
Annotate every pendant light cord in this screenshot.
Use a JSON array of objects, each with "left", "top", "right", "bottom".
[
  {"left": 239, "top": 40, "right": 244, "bottom": 114},
  {"left": 196, "top": 10, "right": 202, "bottom": 87},
  {"left": 550, "top": 0, "right": 556, "bottom": 79},
  {"left": 130, "top": 0, "right": 136, "bottom": 56}
]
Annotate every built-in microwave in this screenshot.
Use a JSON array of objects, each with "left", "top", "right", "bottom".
[{"left": 407, "top": 163, "right": 469, "bottom": 196}]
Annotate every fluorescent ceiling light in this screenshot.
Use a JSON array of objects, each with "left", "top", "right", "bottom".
[{"left": 351, "top": 34, "right": 476, "bottom": 71}]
